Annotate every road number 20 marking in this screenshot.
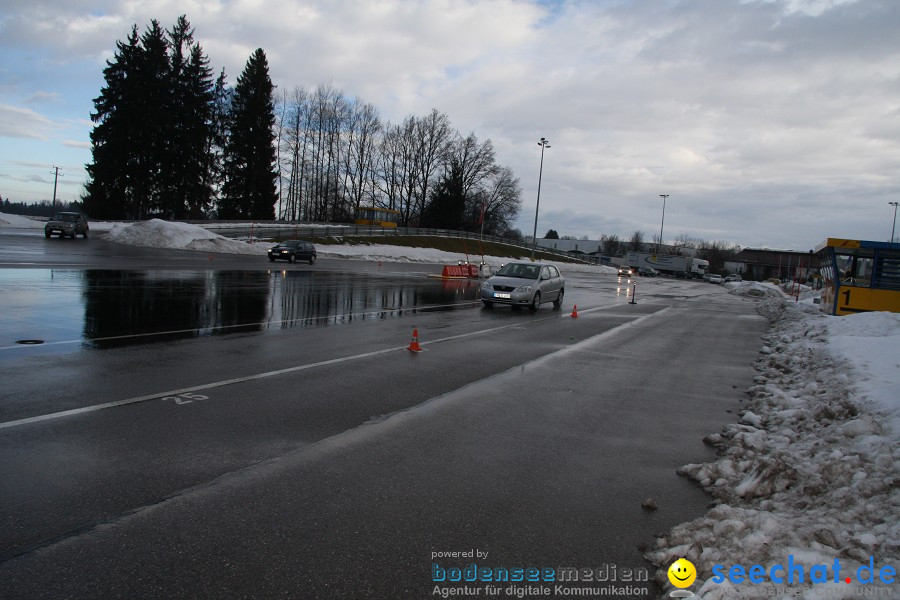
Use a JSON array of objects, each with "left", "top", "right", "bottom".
[{"left": 162, "top": 392, "right": 209, "bottom": 405}]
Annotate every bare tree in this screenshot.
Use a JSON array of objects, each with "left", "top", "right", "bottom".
[
  {"left": 451, "top": 133, "right": 496, "bottom": 200},
  {"left": 601, "top": 234, "right": 623, "bottom": 257},
  {"left": 340, "top": 100, "right": 381, "bottom": 213},
  {"left": 629, "top": 230, "right": 645, "bottom": 252},
  {"left": 476, "top": 165, "right": 521, "bottom": 236},
  {"left": 674, "top": 233, "right": 700, "bottom": 250},
  {"left": 413, "top": 109, "right": 453, "bottom": 220},
  {"left": 697, "top": 240, "right": 740, "bottom": 275}
]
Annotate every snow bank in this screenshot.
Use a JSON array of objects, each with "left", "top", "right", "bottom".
[
  {"left": 0, "top": 212, "right": 44, "bottom": 228},
  {"left": 726, "top": 280, "right": 787, "bottom": 299},
  {"left": 318, "top": 242, "right": 616, "bottom": 273},
  {"left": 103, "top": 219, "right": 267, "bottom": 255},
  {"left": 98, "top": 219, "right": 615, "bottom": 273},
  {"left": 647, "top": 298, "right": 900, "bottom": 599}
]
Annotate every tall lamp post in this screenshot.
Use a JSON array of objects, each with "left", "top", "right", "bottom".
[
  {"left": 531, "top": 137, "right": 551, "bottom": 259},
  {"left": 890, "top": 201, "right": 899, "bottom": 246},
  {"left": 658, "top": 194, "right": 669, "bottom": 254}
]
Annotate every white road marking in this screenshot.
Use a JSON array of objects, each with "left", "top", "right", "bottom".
[
  {"left": 0, "top": 307, "right": 628, "bottom": 430},
  {"left": 0, "top": 301, "right": 481, "bottom": 351}
]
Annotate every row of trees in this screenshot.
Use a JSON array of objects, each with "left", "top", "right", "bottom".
[
  {"left": 274, "top": 86, "right": 521, "bottom": 234},
  {"left": 1, "top": 198, "right": 81, "bottom": 217},
  {"left": 81, "top": 16, "right": 522, "bottom": 236},
  {"left": 84, "top": 16, "right": 283, "bottom": 221},
  {"left": 593, "top": 231, "right": 739, "bottom": 273}
]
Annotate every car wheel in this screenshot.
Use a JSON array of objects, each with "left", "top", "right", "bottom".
[
  {"left": 83, "top": 231, "right": 89, "bottom": 239},
  {"left": 44, "top": 230, "right": 51, "bottom": 238},
  {"left": 529, "top": 291, "right": 541, "bottom": 311},
  {"left": 482, "top": 300, "right": 493, "bottom": 308},
  {"left": 268, "top": 256, "right": 276, "bottom": 262},
  {"left": 553, "top": 288, "right": 564, "bottom": 308},
  {"left": 309, "top": 255, "right": 316, "bottom": 265},
  {"left": 288, "top": 253, "right": 296, "bottom": 264}
]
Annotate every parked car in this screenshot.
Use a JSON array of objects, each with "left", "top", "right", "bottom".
[
  {"left": 617, "top": 266, "right": 634, "bottom": 278},
  {"left": 268, "top": 240, "right": 317, "bottom": 264},
  {"left": 481, "top": 261, "right": 565, "bottom": 310},
  {"left": 724, "top": 274, "right": 742, "bottom": 282},
  {"left": 638, "top": 267, "right": 658, "bottom": 277},
  {"left": 45, "top": 212, "right": 89, "bottom": 239},
  {"left": 708, "top": 274, "right": 724, "bottom": 284}
]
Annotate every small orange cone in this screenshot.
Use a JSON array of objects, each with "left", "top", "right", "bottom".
[
  {"left": 571, "top": 304, "right": 579, "bottom": 318},
  {"left": 407, "top": 328, "right": 422, "bottom": 352}
]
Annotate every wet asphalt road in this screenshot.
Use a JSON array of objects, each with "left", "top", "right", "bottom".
[{"left": 0, "top": 229, "right": 770, "bottom": 599}]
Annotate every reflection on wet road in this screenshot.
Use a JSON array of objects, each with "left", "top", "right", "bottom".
[{"left": 0, "top": 269, "right": 481, "bottom": 349}]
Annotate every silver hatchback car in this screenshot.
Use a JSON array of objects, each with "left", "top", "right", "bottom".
[{"left": 480, "top": 261, "right": 565, "bottom": 310}]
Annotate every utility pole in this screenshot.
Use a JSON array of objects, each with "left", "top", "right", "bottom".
[{"left": 50, "top": 166, "right": 63, "bottom": 208}]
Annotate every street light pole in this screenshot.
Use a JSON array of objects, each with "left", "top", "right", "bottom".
[
  {"left": 890, "top": 201, "right": 899, "bottom": 246},
  {"left": 531, "top": 137, "right": 551, "bottom": 260},
  {"left": 658, "top": 194, "right": 669, "bottom": 254}
]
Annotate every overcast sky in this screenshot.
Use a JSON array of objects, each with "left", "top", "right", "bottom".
[{"left": 1, "top": 0, "right": 898, "bottom": 251}]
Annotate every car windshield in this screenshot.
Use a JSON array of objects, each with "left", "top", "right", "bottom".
[
  {"left": 54, "top": 213, "right": 78, "bottom": 222},
  {"left": 279, "top": 241, "right": 300, "bottom": 248},
  {"left": 496, "top": 263, "right": 540, "bottom": 279}
]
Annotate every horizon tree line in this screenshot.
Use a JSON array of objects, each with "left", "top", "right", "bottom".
[{"left": 79, "top": 16, "right": 523, "bottom": 236}]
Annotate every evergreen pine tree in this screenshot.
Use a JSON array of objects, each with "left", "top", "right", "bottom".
[
  {"left": 221, "top": 48, "right": 277, "bottom": 220},
  {"left": 207, "top": 69, "right": 231, "bottom": 214},
  {"left": 166, "top": 16, "right": 215, "bottom": 219},
  {"left": 135, "top": 20, "right": 172, "bottom": 217},
  {"left": 85, "top": 17, "right": 219, "bottom": 220},
  {"left": 84, "top": 26, "right": 142, "bottom": 219}
]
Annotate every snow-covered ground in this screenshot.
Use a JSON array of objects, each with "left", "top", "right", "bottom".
[
  {"left": 648, "top": 283, "right": 900, "bottom": 599},
  {"left": 3, "top": 214, "right": 897, "bottom": 597}
]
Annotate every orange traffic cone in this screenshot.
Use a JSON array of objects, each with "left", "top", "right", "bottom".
[
  {"left": 570, "top": 304, "right": 579, "bottom": 318},
  {"left": 407, "top": 328, "right": 422, "bottom": 352}
]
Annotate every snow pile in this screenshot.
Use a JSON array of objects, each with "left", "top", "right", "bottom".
[
  {"left": 725, "top": 280, "right": 787, "bottom": 299},
  {"left": 318, "top": 242, "right": 515, "bottom": 265},
  {"left": 647, "top": 299, "right": 900, "bottom": 599},
  {"left": 0, "top": 212, "right": 44, "bottom": 228},
  {"left": 104, "top": 219, "right": 267, "bottom": 255},
  {"left": 318, "top": 242, "right": 617, "bottom": 273}
]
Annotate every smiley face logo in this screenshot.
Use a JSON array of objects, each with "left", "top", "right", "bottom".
[{"left": 667, "top": 558, "right": 697, "bottom": 588}]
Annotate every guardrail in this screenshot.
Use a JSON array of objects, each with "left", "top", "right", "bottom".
[{"left": 207, "top": 222, "right": 601, "bottom": 265}]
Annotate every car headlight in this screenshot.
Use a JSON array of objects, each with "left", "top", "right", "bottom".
[
  {"left": 482, "top": 282, "right": 493, "bottom": 291},
  {"left": 514, "top": 285, "right": 533, "bottom": 293}
]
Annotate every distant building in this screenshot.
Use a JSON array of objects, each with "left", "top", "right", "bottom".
[{"left": 727, "top": 248, "right": 816, "bottom": 281}]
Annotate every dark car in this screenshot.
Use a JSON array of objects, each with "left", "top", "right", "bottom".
[
  {"left": 45, "top": 212, "right": 89, "bottom": 239},
  {"left": 638, "top": 266, "right": 658, "bottom": 277},
  {"left": 268, "top": 240, "right": 317, "bottom": 264}
]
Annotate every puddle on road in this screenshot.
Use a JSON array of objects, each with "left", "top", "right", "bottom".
[{"left": 0, "top": 269, "right": 481, "bottom": 350}]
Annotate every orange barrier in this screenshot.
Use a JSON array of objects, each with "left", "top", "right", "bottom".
[{"left": 439, "top": 264, "right": 480, "bottom": 279}]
